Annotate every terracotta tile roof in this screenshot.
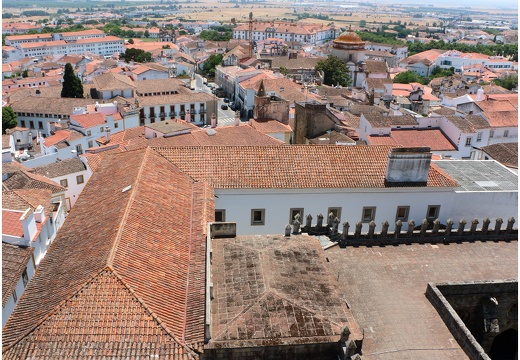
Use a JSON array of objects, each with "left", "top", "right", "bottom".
[
  {"left": 92, "top": 72, "right": 135, "bottom": 91},
  {"left": 431, "top": 106, "right": 456, "bottom": 116},
  {"left": 2, "top": 161, "right": 28, "bottom": 175},
  {"left": 481, "top": 142, "right": 518, "bottom": 168},
  {"left": 400, "top": 49, "right": 446, "bottom": 65},
  {"left": 369, "top": 129, "right": 456, "bottom": 151},
  {"left": 2, "top": 210, "right": 25, "bottom": 238},
  {"left": 208, "top": 234, "right": 362, "bottom": 350},
  {"left": 362, "top": 113, "right": 417, "bottom": 127},
  {"left": 3, "top": 170, "right": 65, "bottom": 194},
  {"left": 135, "top": 78, "right": 187, "bottom": 95},
  {"left": 366, "top": 77, "right": 392, "bottom": 89},
  {"left": 483, "top": 110, "right": 518, "bottom": 128},
  {"left": 444, "top": 114, "right": 489, "bottom": 133},
  {"left": 478, "top": 99, "right": 517, "bottom": 112},
  {"left": 71, "top": 112, "right": 106, "bottom": 128},
  {"left": 43, "top": 129, "right": 84, "bottom": 147},
  {"left": 154, "top": 145, "right": 458, "bottom": 189},
  {"left": 349, "top": 104, "right": 388, "bottom": 116},
  {"left": 2, "top": 148, "right": 212, "bottom": 357},
  {"left": 2, "top": 243, "right": 34, "bottom": 307},
  {"left": 364, "top": 60, "right": 389, "bottom": 73},
  {"left": 10, "top": 96, "right": 95, "bottom": 115},
  {"left": 145, "top": 119, "right": 198, "bottom": 134},
  {"left": 250, "top": 119, "right": 293, "bottom": 134},
  {"left": 2, "top": 189, "right": 54, "bottom": 217},
  {"left": 31, "top": 158, "right": 86, "bottom": 179}
]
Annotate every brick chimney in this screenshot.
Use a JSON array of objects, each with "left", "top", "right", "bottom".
[{"left": 385, "top": 147, "right": 431, "bottom": 183}]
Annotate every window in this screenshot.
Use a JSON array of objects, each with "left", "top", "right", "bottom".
[
  {"left": 490, "top": 130, "right": 494, "bottom": 138},
  {"left": 328, "top": 207, "right": 342, "bottom": 222},
  {"left": 114, "top": 122, "right": 119, "bottom": 128},
  {"left": 477, "top": 132, "right": 482, "bottom": 142},
  {"left": 100, "top": 126, "right": 104, "bottom": 133},
  {"left": 29, "top": 121, "right": 34, "bottom": 129},
  {"left": 251, "top": 209, "right": 265, "bottom": 226},
  {"left": 465, "top": 137, "right": 472, "bottom": 146},
  {"left": 12, "top": 289, "right": 17, "bottom": 303},
  {"left": 87, "top": 130, "right": 91, "bottom": 136},
  {"left": 504, "top": 130, "right": 509, "bottom": 137},
  {"left": 426, "top": 205, "right": 440, "bottom": 220},
  {"left": 38, "top": 121, "right": 43, "bottom": 129},
  {"left": 215, "top": 209, "right": 226, "bottom": 222},
  {"left": 22, "top": 268, "right": 29, "bottom": 287},
  {"left": 60, "top": 179, "right": 68, "bottom": 188},
  {"left": 395, "top": 206, "right": 410, "bottom": 222},
  {"left": 361, "top": 207, "right": 376, "bottom": 222},
  {"left": 76, "top": 175, "right": 84, "bottom": 184},
  {"left": 20, "top": 120, "right": 26, "bottom": 128},
  {"left": 289, "top": 208, "right": 304, "bottom": 223},
  {"left": 88, "top": 140, "right": 93, "bottom": 148}
]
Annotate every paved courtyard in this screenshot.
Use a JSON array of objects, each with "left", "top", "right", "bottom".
[{"left": 325, "top": 240, "right": 518, "bottom": 359}]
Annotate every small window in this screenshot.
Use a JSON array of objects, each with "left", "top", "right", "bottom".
[
  {"left": 88, "top": 140, "right": 93, "bottom": 148},
  {"left": 361, "top": 207, "right": 376, "bottom": 222},
  {"left": 38, "top": 121, "right": 43, "bottom": 129},
  {"left": 395, "top": 206, "right": 410, "bottom": 222},
  {"left": 504, "top": 130, "right": 509, "bottom": 137},
  {"left": 215, "top": 209, "right": 226, "bottom": 222},
  {"left": 465, "top": 137, "right": 472, "bottom": 146},
  {"left": 20, "top": 120, "right": 26, "bottom": 128},
  {"left": 426, "top": 205, "right": 440, "bottom": 219},
  {"left": 328, "top": 207, "right": 342, "bottom": 222},
  {"left": 251, "top": 209, "right": 265, "bottom": 226},
  {"left": 289, "top": 208, "right": 304, "bottom": 223},
  {"left": 12, "top": 289, "right": 17, "bottom": 303},
  {"left": 476, "top": 132, "right": 482, "bottom": 142},
  {"left": 87, "top": 130, "right": 92, "bottom": 136},
  {"left": 60, "top": 179, "right": 68, "bottom": 188},
  {"left": 29, "top": 121, "right": 34, "bottom": 129},
  {"left": 22, "top": 268, "right": 29, "bottom": 287},
  {"left": 490, "top": 130, "right": 494, "bottom": 138},
  {"left": 100, "top": 127, "right": 104, "bottom": 133},
  {"left": 76, "top": 175, "right": 84, "bottom": 184},
  {"left": 114, "top": 122, "right": 119, "bottom": 128}
]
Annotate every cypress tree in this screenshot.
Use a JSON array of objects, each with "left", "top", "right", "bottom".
[{"left": 61, "top": 63, "right": 84, "bottom": 98}]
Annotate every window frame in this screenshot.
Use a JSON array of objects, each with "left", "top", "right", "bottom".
[
  {"left": 465, "top": 137, "right": 472, "bottom": 146},
  {"left": 395, "top": 206, "right": 410, "bottom": 222},
  {"left": 361, "top": 207, "right": 376, "bottom": 223},
  {"left": 22, "top": 268, "right": 29, "bottom": 287},
  {"left": 327, "top": 207, "right": 342, "bottom": 222},
  {"left": 76, "top": 174, "right": 84, "bottom": 185},
  {"left": 289, "top": 208, "right": 304, "bottom": 223},
  {"left": 215, "top": 209, "right": 226, "bottom": 222},
  {"left": 504, "top": 130, "right": 509, "bottom": 137},
  {"left": 60, "top": 179, "right": 68, "bottom": 188},
  {"left": 476, "top": 132, "right": 482, "bottom": 142},
  {"left": 426, "top": 205, "right": 440, "bottom": 220},
  {"left": 251, "top": 209, "right": 265, "bottom": 226},
  {"left": 12, "top": 289, "right": 17, "bottom": 303}
]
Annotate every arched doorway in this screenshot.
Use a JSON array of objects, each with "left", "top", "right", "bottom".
[{"left": 489, "top": 328, "right": 518, "bottom": 360}]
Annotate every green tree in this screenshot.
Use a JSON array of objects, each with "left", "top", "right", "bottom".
[
  {"left": 315, "top": 55, "right": 351, "bottom": 87},
  {"left": 61, "top": 63, "right": 84, "bottom": 98},
  {"left": 359, "top": 20, "right": 367, "bottom": 28},
  {"left": 128, "top": 38, "right": 134, "bottom": 44},
  {"left": 2, "top": 107, "right": 17, "bottom": 134},
  {"left": 393, "top": 71, "right": 426, "bottom": 84},
  {"left": 202, "top": 54, "right": 223, "bottom": 77},
  {"left": 279, "top": 66, "right": 289, "bottom": 77},
  {"left": 494, "top": 74, "right": 518, "bottom": 90},
  {"left": 120, "top": 48, "right": 152, "bottom": 63},
  {"left": 144, "top": 29, "right": 150, "bottom": 38},
  {"left": 22, "top": 70, "right": 29, "bottom": 78}
]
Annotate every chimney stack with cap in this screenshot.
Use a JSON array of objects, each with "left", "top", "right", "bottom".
[
  {"left": 211, "top": 113, "right": 217, "bottom": 128},
  {"left": 234, "top": 111, "right": 240, "bottom": 126},
  {"left": 385, "top": 147, "right": 432, "bottom": 183},
  {"left": 105, "top": 126, "right": 110, "bottom": 143}
]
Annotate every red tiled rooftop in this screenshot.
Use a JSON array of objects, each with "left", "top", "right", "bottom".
[
  {"left": 484, "top": 110, "right": 518, "bottom": 128},
  {"left": 250, "top": 119, "right": 293, "bottom": 133},
  {"left": 2, "top": 243, "right": 34, "bottom": 307},
  {"left": 2, "top": 210, "right": 24, "bottom": 238},
  {"left": 71, "top": 112, "right": 106, "bottom": 128},
  {"left": 2, "top": 148, "right": 212, "bottom": 357},
  {"left": 154, "top": 145, "right": 458, "bottom": 189},
  {"left": 369, "top": 129, "right": 456, "bottom": 151}
]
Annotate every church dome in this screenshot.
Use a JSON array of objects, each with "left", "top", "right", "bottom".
[{"left": 332, "top": 27, "right": 365, "bottom": 48}]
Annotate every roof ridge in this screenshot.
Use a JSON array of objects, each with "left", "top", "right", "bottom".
[{"left": 106, "top": 147, "right": 150, "bottom": 267}]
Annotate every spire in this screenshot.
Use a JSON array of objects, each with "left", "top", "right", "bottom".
[{"left": 257, "top": 79, "right": 266, "bottom": 97}]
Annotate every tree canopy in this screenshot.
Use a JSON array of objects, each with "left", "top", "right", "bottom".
[
  {"left": 61, "top": 63, "right": 84, "bottom": 98},
  {"left": 120, "top": 48, "right": 152, "bottom": 63},
  {"left": 2, "top": 107, "right": 17, "bottom": 134},
  {"left": 202, "top": 54, "right": 223, "bottom": 77},
  {"left": 393, "top": 71, "right": 427, "bottom": 84},
  {"left": 315, "top": 55, "right": 351, "bottom": 87},
  {"left": 494, "top": 74, "right": 518, "bottom": 91}
]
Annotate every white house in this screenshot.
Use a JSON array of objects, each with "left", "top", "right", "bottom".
[
  {"left": 31, "top": 158, "right": 92, "bottom": 211},
  {"left": 2, "top": 242, "right": 36, "bottom": 328},
  {"left": 155, "top": 145, "right": 517, "bottom": 235}
]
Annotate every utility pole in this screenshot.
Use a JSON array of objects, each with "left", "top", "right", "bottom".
[{"left": 249, "top": 12, "right": 254, "bottom": 58}]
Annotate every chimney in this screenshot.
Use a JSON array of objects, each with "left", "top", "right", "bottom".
[
  {"left": 20, "top": 208, "right": 37, "bottom": 242},
  {"left": 234, "top": 110, "right": 240, "bottom": 126},
  {"left": 211, "top": 113, "right": 217, "bottom": 128},
  {"left": 385, "top": 147, "right": 432, "bottom": 183},
  {"left": 476, "top": 87, "right": 484, "bottom": 101},
  {"left": 34, "top": 205, "right": 45, "bottom": 223},
  {"left": 185, "top": 109, "right": 191, "bottom": 123},
  {"left": 105, "top": 126, "right": 110, "bottom": 142}
]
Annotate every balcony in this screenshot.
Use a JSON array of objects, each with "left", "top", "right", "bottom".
[
  {"left": 199, "top": 109, "right": 206, "bottom": 114},
  {"left": 159, "top": 112, "right": 166, "bottom": 117},
  {"left": 169, "top": 112, "right": 176, "bottom": 117},
  {"left": 179, "top": 111, "right": 185, "bottom": 116}
]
